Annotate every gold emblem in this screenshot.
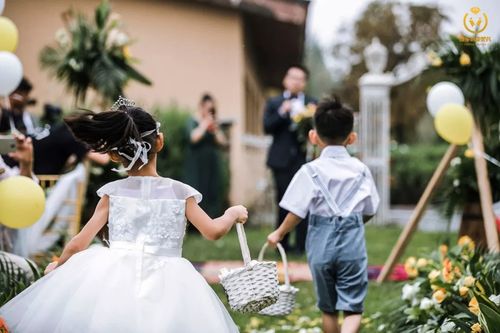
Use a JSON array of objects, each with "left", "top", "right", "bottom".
[{"left": 463, "top": 7, "right": 488, "bottom": 34}]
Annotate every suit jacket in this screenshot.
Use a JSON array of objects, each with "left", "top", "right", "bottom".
[{"left": 263, "top": 94, "right": 317, "bottom": 170}]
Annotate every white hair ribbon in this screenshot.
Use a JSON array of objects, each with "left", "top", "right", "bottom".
[{"left": 110, "top": 122, "right": 161, "bottom": 173}]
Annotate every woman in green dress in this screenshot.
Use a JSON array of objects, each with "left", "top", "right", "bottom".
[{"left": 184, "top": 94, "right": 227, "bottom": 218}]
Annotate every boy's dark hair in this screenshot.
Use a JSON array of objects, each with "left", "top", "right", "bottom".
[
  {"left": 64, "top": 105, "right": 158, "bottom": 167},
  {"left": 287, "top": 64, "right": 309, "bottom": 79},
  {"left": 313, "top": 96, "right": 354, "bottom": 144},
  {"left": 15, "top": 77, "right": 33, "bottom": 94}
]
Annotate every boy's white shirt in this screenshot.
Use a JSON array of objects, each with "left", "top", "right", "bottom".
[{"left": 279, "top": 145, "right": 380, "bottom": 219}]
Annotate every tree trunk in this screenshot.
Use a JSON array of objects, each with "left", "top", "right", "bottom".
[{"left": 459, "top": 203, "right": 488, "bottom": 249}]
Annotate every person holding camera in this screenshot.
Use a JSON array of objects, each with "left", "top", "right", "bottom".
[{"left": 184, "top": 93, "right": 227, "bottom": 218}]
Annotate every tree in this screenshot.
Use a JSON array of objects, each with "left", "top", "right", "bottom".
[
  {"left": 331, "top": 1, "right": 447, "bottom": 142},
  {"left": 304, "top": 39, "right": 337, "bottom": 99}
]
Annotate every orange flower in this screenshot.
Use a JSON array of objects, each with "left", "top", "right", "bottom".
[
  {"left": 458, "top": 236, "right": 475, "bottom": 251},
  {"left": 442, "top": 258, "right": 455, "bottom": 283},
  {"left": 463, "top": 276, "right": 475, "bottom": 287},
  {"left": 471, "top": 323, "right": 482, "bottom": 332},
  {"left": 469, "top": 297, "right": 480, "bottom": 315},
  {"left": 404, "top": 257, "right": 418, "bottom": 278},
  {"left": 459, "top": 286, "right": 469, "bottom": 297},
  {"left": 432, "top": 289, "right": 447, "bottom": 303},
  {"left": 439, "top": 244, "right": 448, "bottom": 257},
  {"left": 0, "top": 317, "right": 9, "bottom": 333}
]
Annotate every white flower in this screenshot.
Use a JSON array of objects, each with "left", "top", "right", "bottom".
[
  {"left": 377, "top": 324, "right": 386, "bottom": 332},
  {"left": 440, "top": 319, "right": 456, "bottom": 332},
  {"left": 68, "top": 58, "right": 83, "bottom": 71},
  {"left": 450, "top": 157, "right": 462, "bottom": 167},
  {"left": 402, "top": 283, "right": 420, "bottom": 302},
  {"left": 55, "top": 28, "right": 70, "bottom": 47},
  {"left": 107, "top": 28, "right": 129, "bottom": 47},
  {"left": 419, "top": 297, "right": 434, "bottom": 311},
  {"left": 453, "top": 179, "right": 460, "bottom": 187},
  {"left": 115, "top": 31, "right": 129, "bottom": 46},
  {"left": 489, "top": 294, "right": 500, "bottom": 306}
]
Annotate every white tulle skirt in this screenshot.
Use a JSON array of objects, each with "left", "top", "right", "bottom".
[{"left": 0, "top": 246, "right": 238, "bottom": 333}]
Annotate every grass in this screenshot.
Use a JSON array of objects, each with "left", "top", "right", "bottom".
[{"left": 183, "top": 224, "right": 457, "bottom": 332}]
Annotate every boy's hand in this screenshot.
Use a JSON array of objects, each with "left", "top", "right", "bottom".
[
  {"left": 44, "top": 261, "right": 58, "bottom": 275},
  {"left": 267, "top": 230, "right": 283, "bottom": 247},
  {"left": 225, "top": 205, "right": 248, "bottom": 224}
]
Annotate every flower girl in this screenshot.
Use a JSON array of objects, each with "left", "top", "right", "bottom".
[{"left": 0, "top": 98, "right": 246, "bottom": 332}]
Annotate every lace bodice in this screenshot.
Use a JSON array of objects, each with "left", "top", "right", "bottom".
[{"left": 97, "top": 177, "right": 201, "bottom": 252}]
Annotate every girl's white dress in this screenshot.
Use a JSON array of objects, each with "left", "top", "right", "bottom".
[{"left": 0, "top": 176, "right": 239, "bottom": 333}]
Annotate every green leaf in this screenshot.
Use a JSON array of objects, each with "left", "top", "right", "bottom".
[{"left": 95, "top": 0, "right": 111, "bottom": 29}]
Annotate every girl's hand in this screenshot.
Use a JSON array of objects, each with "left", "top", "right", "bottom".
[
  {"left": 44, "top": 261, "right": 58, "bottom": 275},
  {"left": 267, "top": 230, "right": 283, "bottom": 247},
  {"left": 225, "top": 205, "right": 248, "bottom": 224}
]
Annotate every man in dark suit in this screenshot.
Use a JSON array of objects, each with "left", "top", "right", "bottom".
[{"left": 263, "top": 64, "right": 316, "bottom": 253}]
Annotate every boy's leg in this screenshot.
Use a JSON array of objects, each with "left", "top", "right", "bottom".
[
  {"left": 340, "top": 312, "right": 362, "bottom": 333},
  {"left": 322, "top": 311, "right": 340, "bottom": 333}
]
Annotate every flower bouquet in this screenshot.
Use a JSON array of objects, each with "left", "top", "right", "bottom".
[{"left": 291, "top": 103, "right": 318, "bottom": 160}]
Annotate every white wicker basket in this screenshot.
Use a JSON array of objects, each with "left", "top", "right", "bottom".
[
  {"left": 257, "top": 242, "right": 299, "bottom": 316},
  {"left": 219, "top": 223, "right": 279, "bottom": 313}
]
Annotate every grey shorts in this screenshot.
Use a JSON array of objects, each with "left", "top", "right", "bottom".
[{"left": 306, "top": 214, "right": 368, "bottom": 314}]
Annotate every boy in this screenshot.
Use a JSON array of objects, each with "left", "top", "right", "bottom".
[{"left": 267, "top": 97, "right": 379, "bottom": 333}]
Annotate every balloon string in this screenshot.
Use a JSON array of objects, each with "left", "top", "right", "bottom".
[{"left": 471, "top": 148, "right": 500, "bottom": 168}]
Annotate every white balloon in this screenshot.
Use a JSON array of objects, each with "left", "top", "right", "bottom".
[
  {"left": 0, "top": 51, "right": 23, "bottom": 96},
  {"left": 426, "top": 81, "right": 465, "bottom": 117},
  {"left": 0, "top": 0, "right": 4, "bottom": 15}
]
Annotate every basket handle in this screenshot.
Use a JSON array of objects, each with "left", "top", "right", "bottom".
[
  {"left": 236, "top": 223, "right": 252, "bottom": 265},
  {"left": 258, "top": 242, "right": 290, "bottom": 287}
]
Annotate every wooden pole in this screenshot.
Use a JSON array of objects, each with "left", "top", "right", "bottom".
[
  {"left": 377, "top": 144, "right": 458, "bottom": 283},
  {"left": 471, "top": 123, "right": 500, "bottom": 252}
]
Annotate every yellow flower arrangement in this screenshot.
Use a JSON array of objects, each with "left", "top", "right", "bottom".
[
  {"left": 459, "top": 52, "right": 471, "bottom": 66},
  {"left": 471, "top": 323, "right": 482, "bottom": 333},
  {"left": 469, "top": 297, "right": 480, "bottom": 315},
  {"left": 432, "top": 289, "right": 447, "bottom": 304}
]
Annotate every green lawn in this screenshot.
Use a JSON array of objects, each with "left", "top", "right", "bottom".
[{"left": 183, "top": 224, "right": 457, "bottom": 333}]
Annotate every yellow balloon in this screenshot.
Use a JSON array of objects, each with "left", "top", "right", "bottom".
[
  {"left": 0, "top": 16, "right": 19, "bottom": 52},
  {"left": 434, "top": 103, "right": 474, "bottom": 145},
  {"left": 0, "top": 176, "right": 45, "bottom": 229}
]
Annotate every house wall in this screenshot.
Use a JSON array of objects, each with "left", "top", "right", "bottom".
[{"left": 5, "top": 0, "right": 254, "bottom": 205}]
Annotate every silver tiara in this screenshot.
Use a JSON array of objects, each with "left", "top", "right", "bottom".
[{"left": 111, "top": 96, "right": 136, "bottom": 111}]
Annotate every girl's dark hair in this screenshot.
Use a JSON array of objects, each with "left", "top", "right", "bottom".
[
  {"left": 64, "top": 105, "right": 158, "bottom": 166},
  {"left": 200, "top": 93, "right": 214, "bottom": 105}
]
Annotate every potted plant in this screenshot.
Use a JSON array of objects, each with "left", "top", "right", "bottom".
[{"left": 39, "top": 0, "right": 151, "bottom": 107}]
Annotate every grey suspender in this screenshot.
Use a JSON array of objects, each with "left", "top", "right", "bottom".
[
  {"left": 305, "top": 164, "right": 341, "bottom": 215},
  {"left": 305, "top": 164, "right": 366, "bottom": 217}
]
